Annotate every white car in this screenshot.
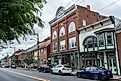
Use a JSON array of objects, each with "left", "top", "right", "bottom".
[{"left": 51, "top": 64, "right": 72, "bottom": 75}]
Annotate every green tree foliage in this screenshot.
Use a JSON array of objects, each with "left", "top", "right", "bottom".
[
  {"left": 0, "top": 0, "right": 46, "bottom": 43},
  {"left": 24, "top": 55, "right": 34, "bottom": 66}
]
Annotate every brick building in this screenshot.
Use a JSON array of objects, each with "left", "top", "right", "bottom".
[
  {"left": 39, "top": 40, "right": 51, "bottom": 65},
  {"left": 49, "top": 4, "right": 106, "bottom": 69}
]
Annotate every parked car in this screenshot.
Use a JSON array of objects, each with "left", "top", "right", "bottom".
[
  {"left": 76, "top": 66, "right": 113, "bottom": 80},
  {"left": 37, "top": 64, "right": 53, "bottom": 73},
  {"left": 51, "top": 64, "right": 72, "bottom": 75},
  {"left": 2, "top": 65, "right": 5, "bottom": 68},
  {"left": 11, "top": 64, "right": 16, "bottom": 69},
  {"left": 5, "top": 65, "right": 10, "bottom": 68}
]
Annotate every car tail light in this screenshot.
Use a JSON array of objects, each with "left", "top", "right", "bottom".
[{"left": 62, "top": 68, "right": 66, "bottom": 70}]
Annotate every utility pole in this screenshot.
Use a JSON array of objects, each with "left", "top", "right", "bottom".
[{"left": 37, "top": 33, "right": 40, "bottom": 68}]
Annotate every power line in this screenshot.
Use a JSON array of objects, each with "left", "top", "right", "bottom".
[
  {"left": 98, "top": 0, "right": 120, "bottom": 11},
  {"left": 65, "top": 0, "right": 75, "bottom": 7},
  {"left": 65, "top": 0, "right": 85, "bottom": 8},
  {"left": 77, "top": 0, "right": 85, "bottom": 4}
]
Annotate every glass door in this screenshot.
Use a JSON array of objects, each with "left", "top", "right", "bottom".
[{"left": 109, "top": 58, "right": 117, "bottom": 74}]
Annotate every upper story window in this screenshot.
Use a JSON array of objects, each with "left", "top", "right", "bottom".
[
  {"left": 68, "top": 21, "right": 76, "bottom": 33},
  {"left": 44, "top": 48, "right": 47, "bottom": 54},
  {"left": 53, "top": 42, "right": 57, "bottom": 51},
  {"left": 83, "top": 36, "right": 97, "bottom": 48},
  {"left": 82, "top": 20, "right": 86, "bottom": 26},
  {"left": 60, "top": 40, "right": 66, "bottom": 50},
  {"left": 106, "top": 32, "right": 113, "bottom": 45},
  {"left": 69, "top": 37, "right": 76, "bottom": 48},
  {"left": 52, "top": 31, "right": 57, "bottom": 39},
  {"left": 98, "top": 33, "right": 104, "bottom": 46},
  {"left": 41, "top": 49, "right": 44, "bottom": 52},
  {"left": 60, "top": 27, "right": 65, "bottom": 36}
]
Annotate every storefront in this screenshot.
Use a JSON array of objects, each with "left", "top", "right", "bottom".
[
  {"left": 51, "top": 50, "right": 80, "bottom": 69},
  {"left": 78, "top": 17, "right": 121, "bottom": 75}
]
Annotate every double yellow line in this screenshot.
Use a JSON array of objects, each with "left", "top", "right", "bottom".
[{"left": 0, "top": 68, "right": 50, "bottom": 81}]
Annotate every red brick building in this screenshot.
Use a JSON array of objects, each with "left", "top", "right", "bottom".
[
  {"left": 39, "top": 40, "right": 51, "bottom": 65},
  {"left": 116, "top": 23, "right": 121, "bottom": 75},
  {"left": 49, "top": 4, "right": 106, "bottom": 69}
]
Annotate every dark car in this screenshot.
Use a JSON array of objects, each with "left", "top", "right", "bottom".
[
  {"left": 11, "top": 64, "right": 16, "bottom": 69},
  {"left": 76, "top": 66, "right": 113, "bottom": 80},
  {"left": 5, "top": 65, "right": 10, "bottom": 68},
  {"left": 37, "top": 64, "right": 53, "bottom": 73}
]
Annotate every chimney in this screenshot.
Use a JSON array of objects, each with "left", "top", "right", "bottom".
[{"left": 87, "top": 5, "right": 90, "bottom": 11}]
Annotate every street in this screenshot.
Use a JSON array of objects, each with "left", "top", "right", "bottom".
[{"left": 0, "top": 68, "right": 117, "bottom": 81}]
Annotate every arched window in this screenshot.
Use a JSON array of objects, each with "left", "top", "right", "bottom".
[
  {"left": 82, "top": 20, "right": 86, "bottom": 26},
  {"left": 60, "top": 27, "right": 65, "bottom": 36},
  {"left": 52, "top": 31, "right": 57, "bottom": 39},
  {"left": 68, "top": 21, "right": 76, "bottom": 33},
  {"left": 83, "top": 36, "right": 97, "bottom": 48}
]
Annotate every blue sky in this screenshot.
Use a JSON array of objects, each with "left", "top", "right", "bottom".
[{"left": 0, "top": 0, "right": 121, "bottom": 59}]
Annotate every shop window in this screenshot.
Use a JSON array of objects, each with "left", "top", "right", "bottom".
[
  {"left": 98, "top": 34, "right": 104, "bottom": 46},
  {"left": 106, "top": 32, "right": 113, "bottom": 45},
  {"left": 68, "top": 21, "right": 76, "bottom": 33}
]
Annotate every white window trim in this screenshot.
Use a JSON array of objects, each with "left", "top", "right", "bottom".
[
  {"left": 60, "top": 27, "right": 65, "bottom": 36},
  {"left": 52, "top": 31, "right": 57, "bottom": 39},
  {"left": 68, "top": 21, "right": 76, "bottom": 33},
  {"left": 69, "top": 37, "right": 76, "bottom": 48}
]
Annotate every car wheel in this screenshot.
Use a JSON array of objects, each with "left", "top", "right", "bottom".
[
  {"left": 59, "top": 70, "right": 62, "bottom": 75},
  {"left": 101, "top": 77, "right": 106, "bottom": 80},
  {"left": 43, "top": 70, "right": 46, "bottom": 73},
  {"left": 51, "top": 70, "right": 53, "bottom": 74},
  {"left": 93, "top": 74, "right": 99, "bottom": 80},
  {"left": 77, "top": 73, "right": 81, "bottom": 78}
]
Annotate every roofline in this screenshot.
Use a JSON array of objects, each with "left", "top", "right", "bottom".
[{"left": 78, "top": 18, "right": 110, "bottom": 31}]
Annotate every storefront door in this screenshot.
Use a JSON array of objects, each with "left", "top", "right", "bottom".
[{"left": 109, "top": 58, "right": 117, "bottom": 74}]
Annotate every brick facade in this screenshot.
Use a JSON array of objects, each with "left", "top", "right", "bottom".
[
  {"left": 50, "top": 5, "right": 106, "bottom": 54},
  {"left": 117, "top": 32, "right": 121, "bottom": 69},
  {"left": 49, "top": 5, "right": 107, "bottom": 69}
]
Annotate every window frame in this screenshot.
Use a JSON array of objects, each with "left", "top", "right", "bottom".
[
  {"left": 52, "top": 31, "right": 57, "bottom": 39},
  {"left": 60, "top": 27, "right": 65, "bottom": 37},
  {"left": 68, "top": 21, "right": 76, "bottom": 33},
  {"left": 106, "top": 32, "right": 113, "bottom": 45},
  {"left": 98, "top": 33, "right": 104, "bottom": 47}
]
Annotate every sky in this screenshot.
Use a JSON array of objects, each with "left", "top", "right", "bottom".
[{"left": 0, "top": 0, "right": 121, "bottom": 59}]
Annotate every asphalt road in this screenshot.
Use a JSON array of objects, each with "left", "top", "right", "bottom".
[{"left": 0, "top": 68, "right": 117, "bottom": 81}]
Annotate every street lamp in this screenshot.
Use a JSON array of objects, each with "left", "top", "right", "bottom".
[{"left": 30, "top": 33, "right": 40, "bottom": 68}]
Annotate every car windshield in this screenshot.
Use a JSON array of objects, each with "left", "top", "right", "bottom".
[
  {"left": 98, "top": 67, "right": 107, "bottom": 70},
  {"left": 64, "top": 65, "right": 71, "bottom": 68}
]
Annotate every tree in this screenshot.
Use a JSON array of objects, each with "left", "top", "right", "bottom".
[
  {"left": 24, "top": 55, "right": 34, "bottom": 66},
  {"left": 0, "top": 0, "right": 46, "bottom": 43}
]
